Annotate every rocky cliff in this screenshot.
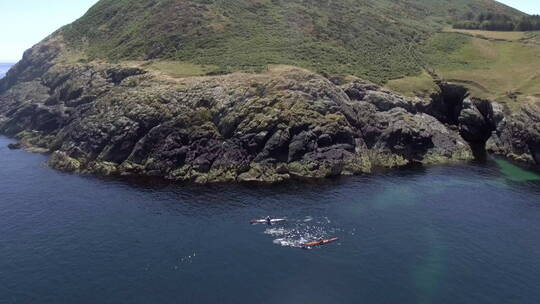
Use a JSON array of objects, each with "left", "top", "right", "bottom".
[
  {"left": 487, "top": 103, "right": 540, "bottom": 166},
  {"left": 4, "top": 37, "right": 534, "bottom": 184}
]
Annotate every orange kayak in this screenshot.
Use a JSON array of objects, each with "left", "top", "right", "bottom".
[{"left": 303, "top": 237, "right": 339, "bottom": 247}]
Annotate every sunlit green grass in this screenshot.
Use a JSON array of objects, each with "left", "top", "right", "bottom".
[
  {"left": 143, "top": 61, "right": 219, "bottom": 78},
  {"left": 61, "top": 0, "right": 522, "bottom": 84},
  {"left": 443, "top": 28, "right": 528, "bottom": 41},
  {"left": 388, "top": 31, "right": 540, "bottom": 111}
]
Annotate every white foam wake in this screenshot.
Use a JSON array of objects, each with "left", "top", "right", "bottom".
[{"left": 260, "top": 216, "right": 340, "bottom": 248}]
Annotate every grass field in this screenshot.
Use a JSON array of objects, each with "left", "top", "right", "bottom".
[
  {"left": 385, "top": 71, "right": 440, "bottom": 97},
  {"left": 443, "top": 28, "right": 527, "bottom": 41},
  {"left": 142, "top": 61, "right": 219, "bottom": 78},
  {"left": 386, "top": 30, "right": 540, "bottom": 112}
]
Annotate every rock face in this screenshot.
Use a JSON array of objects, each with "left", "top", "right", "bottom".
[
  {"left": 487, "top": 102, "right": 540, "bottom": 166},
  {"left": 3, "top": 38, "right": 536, "bottom": 183}
]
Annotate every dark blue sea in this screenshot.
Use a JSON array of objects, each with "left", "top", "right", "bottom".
[
  {"left": 1, "top": 134, "right": 540, "bottom": 303},
  {"left": 0, "top": 63, "right": 13, "bottom": 78}
]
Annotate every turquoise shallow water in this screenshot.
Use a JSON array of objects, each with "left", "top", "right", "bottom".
[{"left": 1, "top": 136, "right": 540, "bottom": 304}]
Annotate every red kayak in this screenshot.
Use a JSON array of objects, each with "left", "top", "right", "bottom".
[{"left": 303, "top": 237, "right": 339, "bottom": 247}]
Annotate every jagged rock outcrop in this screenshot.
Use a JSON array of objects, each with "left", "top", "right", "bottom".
[
  {"left": 460, "top": 97, "right": 504, "bottom": 145},
  {"left": 0, "top": 40, "right": 482, "bottom": 183},
  {"left": 419, "top": 79, "right": 540, "bottom": 170},
  {"left": 422, "top": 81, "right": 470, "bottom": 125},
  {"left": 415, "top": 80, "right": 506, "bottom": 159},
  {"left": 4, "top": 36, "right": 540, "bottom": 182},
  {"left": 487, "top": 102, "right": 540, "bottom": 166}
]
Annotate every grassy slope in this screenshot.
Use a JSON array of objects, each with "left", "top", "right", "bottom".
[
  {"left": 443, "top": 28, "right": 527, "bottom": 41},
  {"left": 59, "top": 0, "right": 522, "bottom": 83},
  {"left": 386, "top": 30, "right": 540, "bottom": 111}
]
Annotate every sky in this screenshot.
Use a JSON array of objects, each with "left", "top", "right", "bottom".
[
  {"left": 499, "top": 0, "right": 540, "bottom": 15},
  {"left": 0, "top": 0, "right": 99, "bottom": 62},
  {"left": 0, "top": 0, "right": 538, "bottom": 62}
]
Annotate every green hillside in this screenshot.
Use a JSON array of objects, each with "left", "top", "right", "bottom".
[
  {"left": 59, "top": 0, "right": 523, "bottom": 83},
  {"left": 386, "top": 29, "right": 540, "bottom": 110}
]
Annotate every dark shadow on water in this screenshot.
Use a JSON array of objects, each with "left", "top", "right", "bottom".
[
  {"left": 92, "top": 164, "right": 434, "bottom": 195},
  {"left": 81, "top": 165, "right": 438, "bottom": 218},
  {"left": 470, "top": 143, "right": 489, "bottom": 163}
]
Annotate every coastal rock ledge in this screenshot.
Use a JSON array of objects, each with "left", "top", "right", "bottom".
[{"left": 0, "top": 40, "right": 536, "bottom": 183}]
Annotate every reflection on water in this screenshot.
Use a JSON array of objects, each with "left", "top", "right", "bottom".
[
  {"left": 414, "top": 228, "right": 446, "bottom": 304},
  {"left": 494, "top": 158, "right": 540, "bottom": 182}
]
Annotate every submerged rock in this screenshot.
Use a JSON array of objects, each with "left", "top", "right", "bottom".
[{"left": 7, "top": 143, "right": 21, "bottom": 150}]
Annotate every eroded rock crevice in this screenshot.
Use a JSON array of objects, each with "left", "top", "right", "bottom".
[
  {"left": 425, "top": 81, "right": 469, "bottom": 125},
  {"left": 423, "top": 81, "right": 503, "bottom": 160}
]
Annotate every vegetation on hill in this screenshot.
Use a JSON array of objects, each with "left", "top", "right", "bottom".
[
  {"left": 386, "top": 30, "right": 540, "bottom": 111},
  {"left": 49, "top": 0, "right": 538, "bottom": 110},
  {"left": 453, "top": 12, "right": 540, "bottom": 31},
  {"left": 59, "top": 0, "right": 523, "bottom": 83},
  {"left": 3, "top": 0, "right": 540, "bottom": 180}
]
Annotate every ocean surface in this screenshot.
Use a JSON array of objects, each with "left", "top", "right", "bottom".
[
  {"left": 0, "top": 63, "right": 14, "bottom": 78},
  {"left": 1, "top": 135, "right": 540, "bottom": 304}
]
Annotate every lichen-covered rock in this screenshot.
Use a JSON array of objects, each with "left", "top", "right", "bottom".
[
  {"left": 365, "top": 108, "right": 472, "bottom": 165},
  {"left": 0, "top": 40, "right": 506, "bottom": 184},
  {"left": 487, "top": 102, "right": 540, "bottom": 167},
  {"left": 49, "top": 151, "right": 81, "bottom": 172},
  {"left": 458, "top": 99, "right": 491, "bottom": 144}
]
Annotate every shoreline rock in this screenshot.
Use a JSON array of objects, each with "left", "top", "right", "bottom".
[
  {"left": 0, "top": 40, "right": 538, "bottom": 184},
  {"left": 487, "top": 102, "right": 540, "bottom": 166},
  {"left": 7, "top": 142, "right": 21, "bottom": 150}
]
